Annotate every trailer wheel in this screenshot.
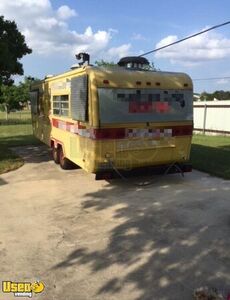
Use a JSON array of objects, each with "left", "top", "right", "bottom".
[
  {"left": 59, "top": 147, "right": 74, "bottom": 170},
  {"left": 52, "top": 146, "right": 60, "bottom": 164}
]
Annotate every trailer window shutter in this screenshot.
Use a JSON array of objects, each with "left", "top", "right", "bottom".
[
  {"left": 71, "top": 75, "right": 88, "bottom": 121},
  {"left": 30, "top": 90, "right": 39, "bottom": 114}
]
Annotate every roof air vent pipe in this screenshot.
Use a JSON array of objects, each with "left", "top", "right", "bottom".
[{"left": 117, "top": 56, "right": 150, "bottom": 70}]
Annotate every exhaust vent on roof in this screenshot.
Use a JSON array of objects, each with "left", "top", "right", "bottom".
[
  {"left": 70, "top": 63, "right": 80, "bottom": 70},
  {"left": 117, "top": 56, "right": 150, "bottom": 70},
  {"left": 45, "top": 74, "right": 53, "bottom": 79}
]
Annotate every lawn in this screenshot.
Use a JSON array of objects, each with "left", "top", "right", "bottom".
[
  {"left": 191, "top": 134, "right": 230, "bottom": 179},
  {"left": 0, "top": 123, "right": 39, "bottom": 147},
  {"left": 0, "top": 112, "right": 41, "bottom": 174},
  {"left": 0, "top": 146, "right": 24, "bottom": 174}
]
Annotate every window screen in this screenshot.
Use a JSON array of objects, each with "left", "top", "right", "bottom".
[
  {"left": 30, "top": 91, "right": 39, "bottom": 114},
  {"left": 71, "top": 75, "right": 88, "bottom": 121},
  {"left": 53, "top": 95, "right": 69, "bottom": 116}
]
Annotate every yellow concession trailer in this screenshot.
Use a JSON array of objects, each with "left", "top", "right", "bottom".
[{"left": 30, "top": 55, "right": 193, "bottom": 179}]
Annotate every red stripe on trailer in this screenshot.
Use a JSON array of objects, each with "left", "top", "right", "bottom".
[
  {"left": 52, "top": 118, "right": 75, "bottom": 129},
  {"left": 52, "top": 118, "right": 59, "bottom": 127},
  {"left": 92, "top": 128, "right": 126, "bottom": 139},
  {"left": 171, "top": 125, "right": 193, "bottom": 136},
  {"left": 66, "top": 123, "right": 71, "bottom": 131},
  {"left": 66, "top": 121, "right": 74, "bottom": 126},
  {"left": 78, "top": 122, "right": 86, "bottom": 129},
  {"left": 51, "top": 118, "right": 192, "bottom": 139}
]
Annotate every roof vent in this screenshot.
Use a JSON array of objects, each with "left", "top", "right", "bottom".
[
  {"left": 117, "top": 56, "right": 150, "bottom": 70},
  {"left": 45, "top": 74, "right": 53, "bottom": 79},
  {"left": 70, "top": 63, "right": 80, "bottom": 70}
]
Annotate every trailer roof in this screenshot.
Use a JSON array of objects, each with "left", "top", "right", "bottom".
[{"left": 32, "top": 65, "right": 193, "bottom": 90}]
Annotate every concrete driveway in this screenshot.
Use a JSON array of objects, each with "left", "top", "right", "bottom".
[{"left": 0, "top": 145, "right": 230, "bottom": 300}]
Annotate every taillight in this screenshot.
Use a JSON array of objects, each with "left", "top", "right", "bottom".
[{"left": 92, "top": 128, "right": 126, "bottom": 139}]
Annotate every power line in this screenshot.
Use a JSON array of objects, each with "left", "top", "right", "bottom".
[
  {"left": 140, "top": 20, "right": 230, "bottom": 57},
  {"left": 193, "top": 76, "right": 230, "bottom": 81}
]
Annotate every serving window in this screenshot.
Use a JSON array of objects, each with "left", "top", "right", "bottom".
[{"left": 52, "top": 95, "right": 69, "bottom": 117}]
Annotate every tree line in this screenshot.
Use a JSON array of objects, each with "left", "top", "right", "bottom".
[
  {"left": 0, "top": 15, "right": 32, "bottom": 115},
  {"left": 199, "top": 91, "right": 230, "bottom": 101},
  {"left": 0, "top": 77, "right": 34, "bottom": 112}
]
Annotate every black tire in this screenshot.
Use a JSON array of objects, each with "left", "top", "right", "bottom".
[
  {"left": 59, "top": 147, "right": 74, "bottom": 170},
  {"left": 52, "top": 146, "right": 60, "bottom": 164}
]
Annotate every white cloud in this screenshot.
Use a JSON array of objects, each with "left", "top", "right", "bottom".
[
  {"left": 0, "top": 0, "right": 129, "bottom": 61},
  {"left": 131, "top": 33, "right": 147, "bottom": 41},
  {"left": 71, "top": 27, "right": 113, "bottom": 56},
  {"left": 155, "top": 29, "right": 230, "bottom": 66},
  {"left": 106, "top": 44, "right": 132, "bottom": 60},
  {"left": 216, "top": 78, "right": 230, "bottom": 85},
  {"left": 0, "top": 0, "right": 51, "bottom": 21},
  {"left": 57, "top": 5, "right": 77, "bottom": 20}
]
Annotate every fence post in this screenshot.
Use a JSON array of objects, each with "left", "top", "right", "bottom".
[
  {"left": 203, "top": 103, "right": 207, "bottom": 134},
  {"left": 4, "top": 104, "right": 8, "bottom": 121}
]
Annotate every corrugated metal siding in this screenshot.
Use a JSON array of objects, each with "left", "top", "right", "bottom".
[{"left": 71, "top": 75, "right": 88, "bottom": 121}]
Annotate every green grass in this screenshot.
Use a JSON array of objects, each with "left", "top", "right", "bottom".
[
  {"left": 0, "top": 146, "right": 24, "bottom": 174},
  {"left": 0, "top": 113, "right": 41, "bottom": 174},
  {"left": 0, "top": 123, "right": 39, "bottom": 147},
  {"left": 191, "top": 134, "right": 230, "bottom": 179}
]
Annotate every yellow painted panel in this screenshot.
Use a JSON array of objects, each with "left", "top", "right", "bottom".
[{"left": 31, "top": 65, "right": 193, "bottom": 175}]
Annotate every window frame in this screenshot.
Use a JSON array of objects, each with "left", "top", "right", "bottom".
[{"left": 52, "top": 94, "right": 70, "bottom": 117}]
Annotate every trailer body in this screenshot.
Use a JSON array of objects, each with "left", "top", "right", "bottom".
[{"left": 30, "top": 64, "right": 193, "bottom": 178}]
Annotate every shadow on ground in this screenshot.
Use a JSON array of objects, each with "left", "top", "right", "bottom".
[
  {"left": 53, "top": 174, "right": 230, "bottom": 299},
  {"left": 0, "top": 134, "right": 40, "bottom": 147},
  {"left": 11, "top": 145, "right": 52, "bottom": 163},
  {"left": 191, "top": 144, "right": 230, "bottom": 179},
  {"left": 0, "top": 177, "right": 8, "bottom": 186}
]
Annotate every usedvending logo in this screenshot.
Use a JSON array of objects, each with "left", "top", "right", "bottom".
[{"left": 2, "top": 281, "right": 45, "bottom": 298}]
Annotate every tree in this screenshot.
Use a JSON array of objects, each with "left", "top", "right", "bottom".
[
  {"left": 94, "top": 60, "right": 116, "bottom": 67},
  {"left": 95, "top": 59, "right": 158, "bottom": 70},
  {"left": 0, "top": 84, "right": 20, "bottom": 114},
  {"left": 0, "top": 77, "right": 37, "bottom": 119},
  {"left": 200, "top": 90, "right": 230, "bottom": 101},
  {"left": 0, "top": 16, "right": 32, "bottom": 86},
  {"left": 149, "top": 62, "right": 158, "bottom": 71},
  {"left": 17, "top": 77, "right": 34, "bottom": 106}
]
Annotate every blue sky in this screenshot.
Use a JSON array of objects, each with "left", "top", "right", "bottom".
[{"left": 1, "top": 0, "right": 230, "bottom": 93}]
